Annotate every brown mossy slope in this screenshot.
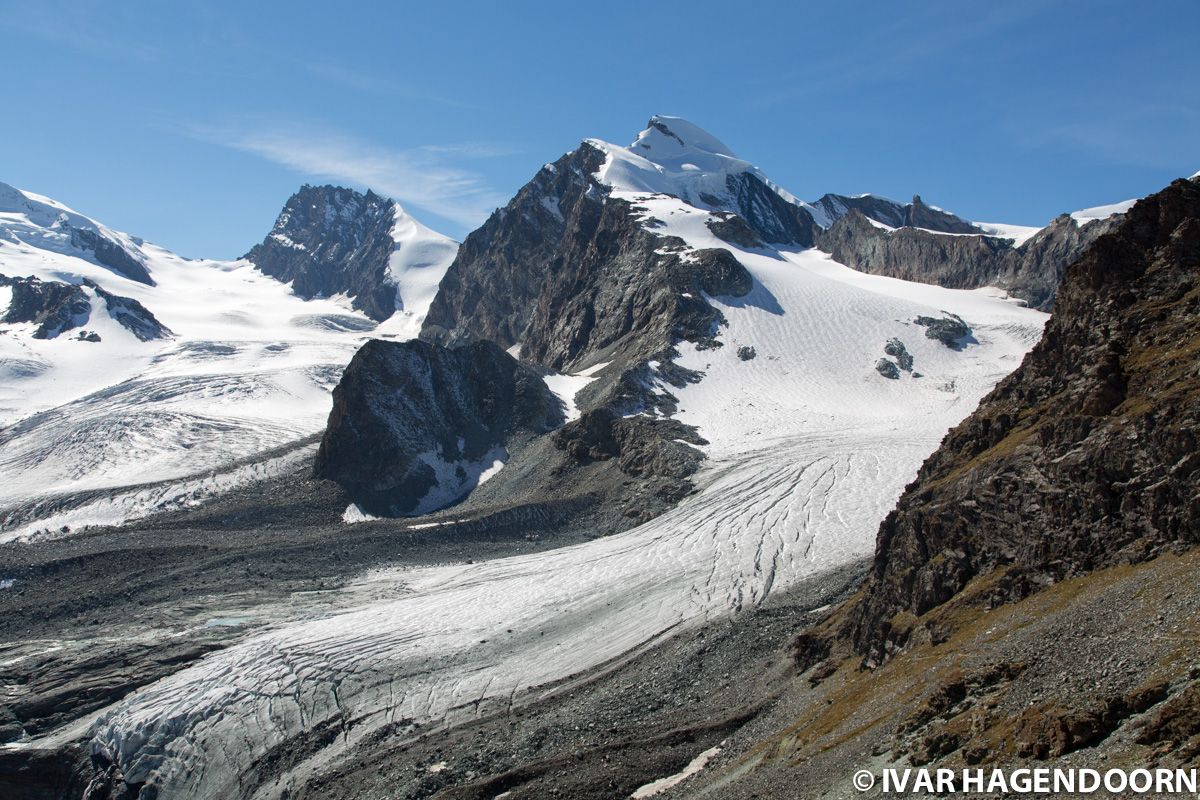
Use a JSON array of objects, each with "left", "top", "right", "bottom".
[{"left": 707, "top": 550, "right": 1200, "bottom": 800}]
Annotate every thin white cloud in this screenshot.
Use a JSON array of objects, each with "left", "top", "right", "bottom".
[
  {"left": 187, "top": 124, "right": 509, "bottom": 231},
  {"left": 304, "top": 61, "right": 480, "bottom": 110},
  {"left": 1027, "top": 105, "right": 1200, "bottom": 170},
  {"left": 0, "top": 0, "right": 162, "bottom": 62},
  {"left": 748, "top": 1, "right": 1051, "bottom": 107}
]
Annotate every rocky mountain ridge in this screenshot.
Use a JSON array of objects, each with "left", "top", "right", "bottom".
[
  {"left": 816, "top": 206, "right": 1120, "bottom": 310},
  {"left": 809, "top": 191, "right": 983, "bottom": 234}
]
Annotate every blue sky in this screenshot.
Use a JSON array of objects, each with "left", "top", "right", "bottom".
[{"left": 3, "top": 0, "right": 1197, "bottom": 258}]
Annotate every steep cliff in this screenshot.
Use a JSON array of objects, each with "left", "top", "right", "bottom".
[{"left": 815, "top": 207, "right": 1119, "bottom": 311}]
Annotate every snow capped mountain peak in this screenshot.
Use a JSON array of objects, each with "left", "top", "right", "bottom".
[
  {"left": 583, "top": 117, "right": 818, "bottom": 245},
  {"left": 630, "top": 115, "right": 739, "bottom": 161},
  {"left": 590, "top": 115, "right": 754, "bottom": 193}
]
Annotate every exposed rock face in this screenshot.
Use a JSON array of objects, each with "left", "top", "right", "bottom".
[
  {"left": 815, "top": 208, "right": 1118, "bottom": 310},
  {"left": 0, "top": 275, "right": 169, "bottom": 340},
  {"left": 552, "top": 409, "right": 706, "bottom": 505},
  {"left": 874, "top": 358, "right": 901, "bottom": 379},
  {"left": 313, "top": 339, "right": 563, "bottom": 516},
  {"left": 884, "top": 338, "right": 913, "bottom": 371},
  {"left": 0, "top": 275, "right": 89, "bottom": 338},
  {"left": 722, "top": 172, "right": 815, "bottom": 246},
  {"left": 847, "top": 176, "right": 1200, "bottom": 665},
  {"left": 1007, "top": 212, "right": 1121, "bottom": 310},
  {"left": 84, "top": 281, "right": 170, "bottom": 341},
  {"left": 422, "top": 144, "right": 610, "bottom": 355},
  {"left": 811, "top": 192, "right": 982, "bottom": 234},
  {"left": 66, "top": 227, "right": 154, "bottom": 286},
  {"left": 422, "top": 144, "right": 754, "bottom": 379},
  {"left": 706, "top": 212, "right": 764, "bottom": 249},
  {"left": 244, "top": 185, "right": 400, "bottom": 322}
]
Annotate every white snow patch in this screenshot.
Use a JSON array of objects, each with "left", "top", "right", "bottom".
[
  {"left": 1071, "top": 198, "right": 1136, "bottom": 225},
  {"left": 542, "top": 368, "right": 603, "bottom": 422},
  {"left": 539, "top": 195, "right": 564, "bottom": 222},
  {"left": 631, "top": 745, "right": 722, "bottom": 798},
  {"left": 975, "top": 221, "right": 1043, "bottom": 246},
  {"left": 409, "top": 445, "right": 508, "bottom": 516},
  {"left": 375, "top": 205, "right": 459, "bottom": 341},
  {"left": 342, "top": 503, "right": 380, "bottom": 524}
]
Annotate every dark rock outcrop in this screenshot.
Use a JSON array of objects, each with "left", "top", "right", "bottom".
[
  {"left": 913, "top": 314, "right": 971, "bottom": 349},
  {"left": 313, "top": 339, "right": 564, "bottom": 516},
  {"left": 815, "top": 207, "right": 1119, "bottom": 311},
  {"left": 67, "top": 227, "right": 154, "bottom": 286},
  {"left": 723, "top": 172, "right": 815, "bottom": 246},
  {"left": 875, "top": 358, "right": 901, "bottom": 380},
  {"left": 884, "top": 338, "right": 913, "bottom": 371},
  {"left": 0, "top": 275, "right": 169, "bottom": 341},
  {"left": 1, "top": 275, "right": 90, "bottom": 338},
  {"left": 706, "top": 212, "right": 764, "bottom": 249},
  {"left": 552, "top": 409, "right": 706, "bottom": 506},
  {"left": 847, "top": 176, "right": 1200, "bottom": 665},
  {"left": 83, "top": 281, "right": 170, "bottom": 341},
  {"left": 244, "top": 185, "right": 400, "bottom": 322}
]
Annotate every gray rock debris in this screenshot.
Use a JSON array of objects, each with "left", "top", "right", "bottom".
[
  {"left": 914, "top": 314, "right": 971, "bottom": 349},
  {"left": 875, "top": 358, "right": 901, "bottom": 380},
  {"left": 884, "top": 338, "right": 913, "bottom": 371}
]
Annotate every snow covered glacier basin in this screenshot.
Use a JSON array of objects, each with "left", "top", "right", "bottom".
[{"left": 86, "top": 197, "right": 1047, "bottom": 799}]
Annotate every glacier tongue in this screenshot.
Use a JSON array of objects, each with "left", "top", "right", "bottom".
[{"left": 86, "top": 193, "right": 1046, "bottom": 799}]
